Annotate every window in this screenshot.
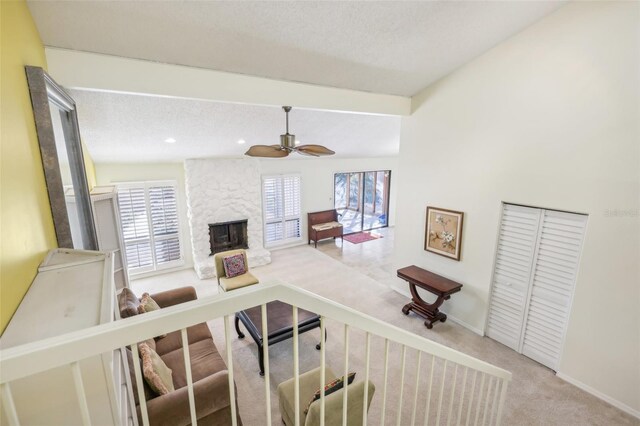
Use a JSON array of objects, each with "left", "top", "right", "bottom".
[
  {"left": 262, "top": 174, "right": 301, "bottom": 246},
  {"left": 116, "top": 181, "right": 183, "bottom": 275}
]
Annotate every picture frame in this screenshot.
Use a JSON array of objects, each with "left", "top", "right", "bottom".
[{"left": 424, "top": 206, "right": 464, "bottom": 261}]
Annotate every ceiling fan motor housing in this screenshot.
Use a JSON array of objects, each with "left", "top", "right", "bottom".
[{"left": 280, "top": 133, "right": 296, "bottom": 150}]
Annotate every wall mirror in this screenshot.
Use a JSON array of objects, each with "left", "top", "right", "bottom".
[{"left": 25, "top": 66, "right": 97, "bottom": 250}]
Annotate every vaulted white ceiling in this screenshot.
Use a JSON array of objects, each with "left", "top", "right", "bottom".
[
  {"left": 69, "top": 90, "right": 401, "bottom": 163},
  {"left": 29, "top": 1, "right": 565, "bottom": 96}
]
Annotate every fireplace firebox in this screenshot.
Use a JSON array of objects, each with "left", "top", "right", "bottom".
[{"left": 209, "top": 220, "right": 248, "bottom": 255}]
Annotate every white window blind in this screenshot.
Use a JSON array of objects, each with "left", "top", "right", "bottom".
[
  {"left": 117, "top": 181, "right": 183, "bottom": 274},
  {"left": 262, "top": 174, "right": 301, "bottom": 246}
]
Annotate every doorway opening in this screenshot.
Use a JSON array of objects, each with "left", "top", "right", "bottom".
[{"left": 334, "top": 170, "right": 391, "bottom": 234}]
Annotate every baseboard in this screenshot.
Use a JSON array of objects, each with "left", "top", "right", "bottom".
[
  {"left": 555, "top": 372, "right": 640, "bottom": 419},
  {"left": 391, "top": 285, "right": 485, "bottom": 336}
]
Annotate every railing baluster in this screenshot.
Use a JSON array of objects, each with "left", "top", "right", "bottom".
[
  {"left": 70, "top": 362, "right": 91, "bottom": 426},
  {"left": 130, "top": 343, "right": 150, "bottom": 426},
  {"left": 180, "top": 328, "right": 197, "bottom": 426},
  {"left": 410, "top": 351, "right": 422, "bottom": 426},
  {"left": 362, "top": 332, "right": 371, "bottom": 426},
  {"left": 423, "top": 355, "right": 436, "bottom": 426},
  {"left": 496, "top": 380, "right": 509, "bottom": 426},
  {"left": 320, "top": 317, "right": 326, "bottom": 426},
  {"left": 224, "top": 315, "right": 238, "bottom": 426},
  {"left": 473, "top": 373, "right": 486, "bottom": 426},
  {"left": 447, "top": 364, "right": 459, "bottom": 426},
  {"left": 435, "top": 359, "right": 448, "bottom": 425},
  {"left": 1, "top": 382, "right": 20, "bottom": 426},
  {"left": 261, "top": 305, "right": 272, "bottom": 426},
  {"left": 481, "top": 378, "right": 493, "bottom": 426},
  {"left": 396, "top": 345, "right": 407, "bottom": 426},
  {"left": 293, "top": 306, "right": 300, "bottom": 426},
  {"left": 379, "top": 339, "right": 390, "bottom": 425},
  {"left": 342, "top": 324, "right": 350, "bottom": 426},
  {"left": 465, "top": 370, "right": 477, "bottom": 426},
  {"left": 456, "top": 367, "right": 469, "bottom": 426},
  {"left": 489, "top": 377, "right": 500, "bottom": 426}
]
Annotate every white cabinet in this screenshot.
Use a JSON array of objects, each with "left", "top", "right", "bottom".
[
  {"left": 68, "top": 185, "right": 130, "bottom": 289},
  {"left": 0, "top": 249, "right": 136, "bottom": 426},
  {"left": 486, "top": 204, "right": 587, "bottom": 370},
  {"left": 91, "top": 186, "right": 130, "bottom": 290}
]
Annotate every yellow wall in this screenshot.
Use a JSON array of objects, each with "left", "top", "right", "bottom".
[{"left": 0, "top": 0, "right": 57, "bottom": 332}]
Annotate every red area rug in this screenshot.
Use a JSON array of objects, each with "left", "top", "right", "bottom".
[{"left": 343, "top": 231, "right": 383, "bottom": 244}]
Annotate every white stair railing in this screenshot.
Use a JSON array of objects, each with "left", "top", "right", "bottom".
[{"left": 0, "top": 282, "right": 511, "bottom": 426}]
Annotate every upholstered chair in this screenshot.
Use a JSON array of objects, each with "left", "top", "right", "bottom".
[
  {"left": 213, "top": 249, "right": 259, "bottom": 292},
  {"left": 278, "top": 367, "right": 375, "bottom": 426}
]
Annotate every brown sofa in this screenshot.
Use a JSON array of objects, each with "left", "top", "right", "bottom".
[{"left": 119, "top": 286, "right": 241, "bottom": 426}]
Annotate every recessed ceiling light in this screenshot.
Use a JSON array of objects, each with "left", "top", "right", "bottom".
[
  {"left": 164, "top": 138, "right": 176, "bottom": 144},
  {"left": 237, "top": 139, "right": 246, "bottom": 145},
  {"left": 295, "top": 140, "right": 301, "bottom": 145}
]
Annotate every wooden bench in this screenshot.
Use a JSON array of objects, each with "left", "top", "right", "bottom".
[{"left": 308, "top": 209, "right": 343, "bottom": 248}]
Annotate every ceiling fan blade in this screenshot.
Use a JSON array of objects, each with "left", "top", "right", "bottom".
[
  {"left": 245, "top": 145, "right": 289, "bottom": 158},
  {"left": 296, "top": 144, "right": 335, "bottom": 156}
]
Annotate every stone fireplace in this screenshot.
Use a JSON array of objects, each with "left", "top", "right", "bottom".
[
  {"left": 185, "top": 158, "right": 271, "bottom": 279},
  {"left": 209, "top": 219, "right": 248, "bottom": 255}
]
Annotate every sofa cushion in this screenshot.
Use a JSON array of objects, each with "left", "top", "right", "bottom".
[
  {"left": 155, "top": 323, "right": 213, "bottom": 356},
  {"left": 126, "top": 347, "right": 157, "bottom": 404},
  {"left": 119, "top": 288, "right": 141, "bottom": 318},
  {"left": 139, "top": 342, "right": 175, "bottom": 395},
  {"left": 161, "top": 338, "right": 227, "bottom": 389}
]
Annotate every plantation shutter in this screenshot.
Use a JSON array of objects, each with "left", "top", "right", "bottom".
[
  {"left": 117, "top": 181, "right": 183, "bottom": 274},
  {"left": 262, "top": 175, "right": 301, "bottom": 245},
  {"left": 117, "top": 186, "right": 153, "bottom": 270},
  {"left": 486, "top": 204, "right": 541, "bottom": 351},
  {"left": 520, "top": 210, "right": 587, "bottom": 368},
  {"left": 487, "top": 204, "right": 587, "bottom": 370}
]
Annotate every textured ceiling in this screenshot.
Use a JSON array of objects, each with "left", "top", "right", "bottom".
[
  {"left": 69, "top": 90, "right": 401, "bottom": 163},
  {"left": 29, "top": 1, "right": 565, "bottom": 96}
]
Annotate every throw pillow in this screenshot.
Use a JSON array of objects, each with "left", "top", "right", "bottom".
[
  {"left": 304, "top": 372, "right": 356, "bottom": 414},
  {"left": 138, "top": 293, "right": 161, "bottom": 313},
  {"left": 138, "top": 342, "right": 175, "bottom": 396},
  {"left": 222, "top": 253, "right": 247, "bottom": 278},
  {"left": 137, "top": 293, "right": 167, "bottom": 339},
  {"left": 119, "top": 288, "right": 141, "bottom": 318}
]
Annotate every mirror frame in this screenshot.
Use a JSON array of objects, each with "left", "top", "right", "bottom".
[{"left": 25, "top": 65, "right": 98, "bottom": 250}]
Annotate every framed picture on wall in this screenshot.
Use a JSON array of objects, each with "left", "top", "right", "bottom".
[{"left": 425, "top": 206, "right": 464, "bottom": 261}]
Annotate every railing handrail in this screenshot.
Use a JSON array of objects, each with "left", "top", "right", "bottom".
[{"left": 0, "top": 281, "right": 511, "bottom": 384}]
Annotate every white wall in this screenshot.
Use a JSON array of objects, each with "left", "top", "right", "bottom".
[
  {"left": 95, "top": 163, "right": 194, "bottom": 269},
  {"left": 260, "top": 156, "right": 399, "bottom": 244},
  {"left": 394, "top": 1, "right": 639, "bottom": 416}
]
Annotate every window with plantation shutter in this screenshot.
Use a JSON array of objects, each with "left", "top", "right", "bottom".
[
  {"left": 117, "top": 181, "right": 184, "bottom": 274},
  {"left": 262, "top": 174, "right": 301, "bottom": 246}
]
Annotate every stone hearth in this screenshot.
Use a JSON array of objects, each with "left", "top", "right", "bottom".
[{"left": 185, "top": 158, "right": 271, "bottom": 279}]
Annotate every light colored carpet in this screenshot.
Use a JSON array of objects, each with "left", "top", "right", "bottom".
[{"left": 133, "top": 245, "right": 637, "bottom": 425}]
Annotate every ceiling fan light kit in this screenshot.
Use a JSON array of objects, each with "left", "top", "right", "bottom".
[{"left": 245, "top": 106, "right": 335, "bottom": 158}]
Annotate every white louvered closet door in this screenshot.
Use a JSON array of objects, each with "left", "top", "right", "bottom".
[
  {"left": 487, "top": 204, "right": 587, "bottom": 370},
  {"left": 520, "top": 210, "right": 587, "bottom": 369},
  {"left": 486, "top": 205, "right": 542, "bottom": 351}
]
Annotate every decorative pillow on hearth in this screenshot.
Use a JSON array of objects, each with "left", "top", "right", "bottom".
[
  {"left": 223, "top": 253, "right": 247, "bottom": 278},
  {"left": 304, "top": 372, "right": 356, "bottom": 414},
  {"left": 138, "top": 342, "right": 174, "bottom": 396}
]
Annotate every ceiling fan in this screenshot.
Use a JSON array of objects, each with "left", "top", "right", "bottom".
[{"left": 244, "top": 106, "right": 335, "bottom": 158}]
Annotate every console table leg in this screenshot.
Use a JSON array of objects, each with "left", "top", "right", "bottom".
[{"left": 405, "top": 283, "right": 449, "bottom": 329}]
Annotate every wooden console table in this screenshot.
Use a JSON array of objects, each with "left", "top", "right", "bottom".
[{"left": 398, "top": 265, "right": 463, "bottom": 329}]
